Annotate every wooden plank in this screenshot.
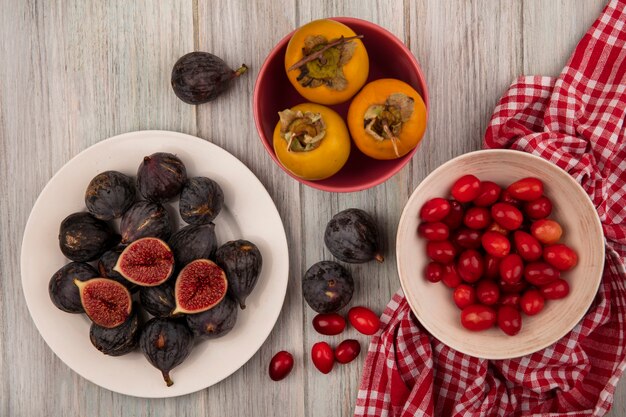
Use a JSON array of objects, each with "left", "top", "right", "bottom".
[
  {"left": 194, "top": 1, "right": 305, "bottom": 417},
  {"left": 0, "top": 1, "right": 195, "bottom": 416},
  {"left": 523, "top": 0, "right": 607, "bottom": 76}
]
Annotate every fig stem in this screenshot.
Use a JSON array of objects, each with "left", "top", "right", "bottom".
[
  {"left": 287, "top": 35, "right": 364, "bottom": 72},
  {"left": 375, "top": 253, "right": 385, "bottom": 263},
  {"left": 233, "top": 64, "right": 248, "bottom": 77},
  {"left": 163, "top": 370, "right": 174, "bottom": 387}
]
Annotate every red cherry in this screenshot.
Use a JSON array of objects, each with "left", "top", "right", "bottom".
[
  {"left": 348, "top": 306, "right": 380, "bottom": 335},
  {"left": 334, "top": 339, "right": 361, "bottom": 364},
  {"left": 311, "top": 342, "right": 334, "bottom": 374},
  {"left": 269, "top": 351, "right": 294, "bottom": 381},
  {"left": 451, "top": 175, "right": 481, "bottom": 202}
]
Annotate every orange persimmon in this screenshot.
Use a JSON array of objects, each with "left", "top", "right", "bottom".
[
  {"left": 347, "top": 78, "right": 427, "bottom": 160},
  {"left": 273, "top": 103, "right": 350, "bottom": 180},
  {"left": 284, "top": 19, "right": 369, "bottom": 105}
]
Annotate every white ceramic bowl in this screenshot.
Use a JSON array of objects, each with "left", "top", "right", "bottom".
[{"left": 396, "top": 150, "right": 604, "bottom": 359}]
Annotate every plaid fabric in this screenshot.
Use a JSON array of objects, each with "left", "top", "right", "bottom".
[{"left": 355, "top": 1, "right": 626, "bottom": 416}]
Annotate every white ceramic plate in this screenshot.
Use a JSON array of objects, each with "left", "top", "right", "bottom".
[
  {"left": 396, "top": 150, "right": 604, "bottom": 359},
  {"left": 21, "top": 130, "right": 289, "bottom": 398}
]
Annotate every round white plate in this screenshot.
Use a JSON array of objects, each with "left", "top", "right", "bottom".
[{"left": 21, "top": 130, "right": 289, "bottom": 398}]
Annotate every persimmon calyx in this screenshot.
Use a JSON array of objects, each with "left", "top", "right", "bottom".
[
  {"left": 279, "top": 109, "right": 326, "bottom": 152},
  {"left": 289, "top": 34, "right": 363, "bottom": 91},
  {"left": 364, "top": 93, "right": 415, "bottom": 157}
]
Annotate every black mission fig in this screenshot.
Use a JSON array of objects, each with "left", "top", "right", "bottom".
[
  {"left": 302, "top": 261, "right": 354, "bottom": 314},
  {"left": 137, "top": 152, "right": 187, "bottom": 203},
  {"left": 171, "top": 52, "right": 248, "bottom": 105},
  {"left": 120, "top": 201, "right": 172, "bottom": 244},
  {"left": 49, "top": 262, "right": 100, "bottom": 313},
  {"left": 179, "top": 176, "right": 224, "bottom": 225},
  {"left": 324, "top": 208, "right": 384, "bottom": 264},
  {"left": 215, "top": 240, "right": 262, "bottom": 309},
  {"left": 58, "top": 212, "right": 119, "bottom": 262},
  {"left": 90, "top": 305, "right": 141, "bottom": 356},
  {"left": 85, "top": 170, "right": 136, "bottom": 221},
  {"left": 169, "top": 223, "right": 218, "bottom": 268},
  {"left": 186, "top": 295, "right": 238, "bottom": 339},
  {"left": 140, "top": 318, "right": 194, "bottom": 387},
  {"left": 139, "top": 282, "right": 176, "bottom": 318}
]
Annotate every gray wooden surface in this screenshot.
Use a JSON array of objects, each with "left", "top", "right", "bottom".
[{"left": 0, "top": 0, "right": 620, "bottom": 416}]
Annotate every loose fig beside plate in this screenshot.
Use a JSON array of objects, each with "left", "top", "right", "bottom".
[
  {"left": 302, "top": 261, "right": 354, "bottom": 313},
  {"left": 324, "top": 208, "right": 384, "bottom": 263}
]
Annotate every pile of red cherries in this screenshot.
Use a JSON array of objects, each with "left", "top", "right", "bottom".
[{"left": 419, "top": 175, "right": 578, "bottom": 336}]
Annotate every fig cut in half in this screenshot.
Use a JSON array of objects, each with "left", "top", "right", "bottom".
[
  {"left": 74, "top": 278, "right": 132, "bottom": 328},
  {"left": 173, "top": 259, "right": 227, "bottom": 315},
  {"left": 114, "top": 237, "right": 174, "bottom": 286}
]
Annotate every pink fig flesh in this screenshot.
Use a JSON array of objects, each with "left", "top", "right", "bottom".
[
  {"left": 114, "top": 237, "right": 174, "bottom": 286},
  {"left": 173, "top": 259, "right": 227, "bottom": 314},
  {"left": 74, "top": 278, "right": 132, "bottom": 328}
]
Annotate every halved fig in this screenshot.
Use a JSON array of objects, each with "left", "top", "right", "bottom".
[
  {"left": 74, "top": 278, "right": 132, "bottom": 328},
  {"left": 173, "top": 259, "right": 227, "bottom": 315},
  {"left": 113, "top": 237, "right": 174, "bottom": 286}
]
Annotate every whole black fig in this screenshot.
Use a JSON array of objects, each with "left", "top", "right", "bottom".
[
  {"left": 179, "top": 176, "right": 224, "bottom": 225},
  {"left": 168, "top": 223, "right": 217, "bottom": 268},
  {"left": 49, "top": 262, "right": 99, "bottom": 313},
  {"left": 136, "top": 152, "right": 187, "bottom": 203},
  {"left": 90, "top": 305, "right": 141, "bottom": 356},
  {"left": 171, "top": 52, "right": 248, "bottom": 105},
  {"left": 302, "top": 261, "right": 354, "bottom": 314},
  {"left": 97, "top": 246, "right": 135, "bottom": 290},
  {"left": 140, "top": 318, "right": 194, "bottom": 387},
  {"left": 139, "top": 282, "right": 176, "bottom": 318},
  {"left": 324, "top": 208, "right": 384, "bottom": 264},
  {"left": 215, "top": 240, "right": 262, "bottom": 309},
  {"left": 186, "top": 295, "right": 237, "bottom": 339},
  {"left": 58, "top": 212, "right": 119, "bottom": 262},
  {"left": 120, "top": 201, "right": 172, "bottom": 244},
  {"left": 85, "top": 170, "right": 136, "bottom": 220}
]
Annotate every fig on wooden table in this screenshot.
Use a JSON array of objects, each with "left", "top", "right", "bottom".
[
  {"left": 173, "top": 259, "right": 228, "bottom": 315},
  {"left": 324, "top": 208, "right": 384, "bottom": 264},
  {"left": 185, "top": 295, "right": 237, "bottom": 339},
  {"left": 89, "top": 304, "right": 141, "bottom": 356},
  {"left": 49, "top": 262, "right": 99, "bottom": 313},
  {"left": 84, "top": 170, "right": 136, "bottom": 221},
  {"left": 136, "top": 152, "right": 187, "bottom": 203},
  {"left": 139, "top": 282, "right": 176, "bottom": 318},
  {"left": 74, "top": 278, "right": 132, "bottom": 328},
  {"left": 120, "top": 201, "right": 172, "bottom": 244},
  {"left": 140, "top": 317, "right": 194, "bottom": 387},
  {"left": 215, "top": 240, "right": 262, "bottom": 309},
  {"left": 179, "top": 176, "right": 224, "bottom": 225},
  {"left": 302, "top": 261, "right": 354, "bottom": 313},
  {"left": 171, "top": 52, "right": 248, "bottom": 105},
  {"left": 113, "top": 237, "right": 174, "bottom": 287},
  {"left": 168, "top": 223, "right": 217, "bottom": 268},
  {"left": 58, "top": 212, "right": 119, "bottom": 262}
]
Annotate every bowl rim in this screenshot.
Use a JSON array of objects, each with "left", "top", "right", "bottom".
[
  {"left": 396, "top": 149, "right": 605, "bottom": 359},
  {"left": 252, "top": 16, "right": 429, "bottom": 193}
]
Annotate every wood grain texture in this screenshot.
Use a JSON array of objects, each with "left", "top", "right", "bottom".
[{"left": 0, "top": 0, "right": 618, "bottom": 416}]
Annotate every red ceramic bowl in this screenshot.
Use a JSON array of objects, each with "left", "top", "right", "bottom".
[{"left": 253, "top": 17, "right": 429, "bottom": 192}]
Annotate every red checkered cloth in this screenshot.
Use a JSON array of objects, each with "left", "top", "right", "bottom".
[{"left": 354, "top": 1, "right": 626, "bottom": 416}]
